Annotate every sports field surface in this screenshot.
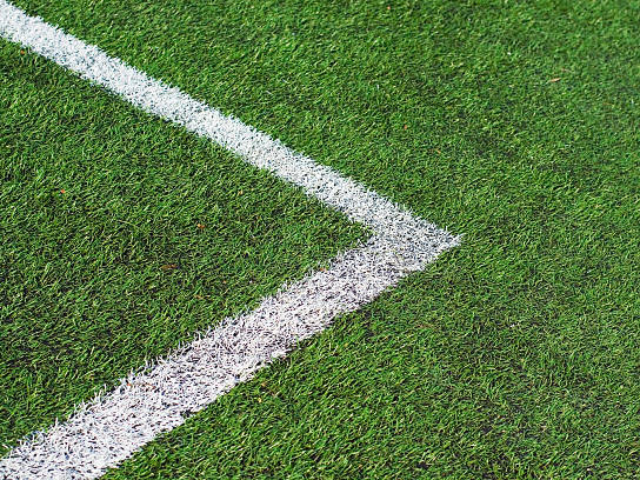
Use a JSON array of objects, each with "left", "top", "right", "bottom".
[{"left": 1, "top": 0, "right": 639, "bottom": 478}]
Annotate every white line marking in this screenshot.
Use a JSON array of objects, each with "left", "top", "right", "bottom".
[{"left": 0, "top": 2, "right": 459, "bottom": 479}]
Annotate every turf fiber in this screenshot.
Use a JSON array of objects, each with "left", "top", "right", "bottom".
[{"left": 3, "top": 0, "right": 640, "bottom": 478}]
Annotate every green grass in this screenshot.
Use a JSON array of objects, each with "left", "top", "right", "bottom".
[
  {"left": 4, "top": 0, "right": 640, "bottom": 478},
  {"left": 0, "top": 39, "right": 365, "bottom": 451}
]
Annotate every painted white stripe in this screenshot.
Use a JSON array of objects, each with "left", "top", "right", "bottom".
[
  {"left": 0, "top": 237, "right": 455, "bottom": 479},
  {"left": 0, "top": 0, "right": 435, "bottom": 243},
  {"left": 0, "top": 2, "right": 459, "bottom": 479}
]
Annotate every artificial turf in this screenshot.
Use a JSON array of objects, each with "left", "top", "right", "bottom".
[
  {"left": 3, "top": 0, "right": 640, "bottom": 478},
  {"left": 0, "top": 39, "right": 365, "bottom": 452}
]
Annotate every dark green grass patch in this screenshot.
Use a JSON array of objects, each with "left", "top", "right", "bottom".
[
  {"left": 5, "top": 0, "right": 640, "bottom": 478},
  {"left": 0, "top": 39, "right": 365, "bottom": 451}
]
